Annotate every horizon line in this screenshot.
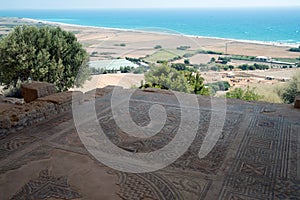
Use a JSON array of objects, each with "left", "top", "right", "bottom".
[{"left": 1, "top": 6, "right": 300, "bottom": 10}]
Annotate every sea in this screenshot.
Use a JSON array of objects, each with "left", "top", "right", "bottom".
[{"left": 1, "top": 8, "right": 300, "bottom": 44}]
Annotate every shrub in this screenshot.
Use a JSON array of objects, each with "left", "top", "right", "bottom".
[
  {"left": 226, "top": 86, "right": 262, "bottom": 101},
  {"left": 177, "top": 46, "right": 191, "bottom": 50},
  {"left": 280, "top": 73, "right": 300, "bottom": 103}
]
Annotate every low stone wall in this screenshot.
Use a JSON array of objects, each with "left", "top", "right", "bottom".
[
  {"left": 0, "top": 85, "right": 118, "bottom": 136},
  {"left": 0, "top": 91, "right": 83, "bottom": 136}
]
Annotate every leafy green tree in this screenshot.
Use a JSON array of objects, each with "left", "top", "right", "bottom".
[
  {"left": 188, "top": 71, "right": 210, "bottom": 95},
  {"left": 218, "top": 56, "right": 231, "bottom": 64},
  {"left": 223, "top": 65, "right": 229, "bottom": 71},
  {"left": 281, "top": 73, "right": 300, "bottom": 103},
  {"left": 207, "top": 81, "right": 230, "bottom": 95},
  {"left": 171, "top": 63, "right": 187, "bottom": 71},
  {"left": 144, "top": 64, "right": 190, "bottom": 93},
  {"left": 226, "top": 86, "right": 262, "bottom": 101},
  {"left": 289, "top": 46, "right": 300, "bottom": 52},
  {"left": 238, "top": 64, "right": 249, "bottom": 70},
  {"left": 0, "top": 25, "right": 89, "bottom": 92},
  {"left": 143, "top": 63, "right": 209, "bottom": 95},
  {"left": 226, "top": 88, "right": 243, "bottom": 99},
  {"left": 229, "top": 65, "right": 234, "bottom": 71},
  {"left": 184, "top": 59, "right": 190, "bottom": 65},
  {"left": 133, "top": 66, "right": 147, "bottom": 74}
]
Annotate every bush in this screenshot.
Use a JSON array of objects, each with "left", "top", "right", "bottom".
[
  {"left": 144, "top": 64, "right": 190, "bottom": 93},
  {"left": 183, "top": 53, "right": 194, "bottom": 58},
  {"left": 120, "top": 66, "right": 133, "bottom": 73},
  {"left": 177, "top": 46, "right": 191, "bottom": 50},
  {"left": 210, "top": 66, "right": 219, "bottom": 71},
  {"left": 226, "top": 86, "right": 262, "bottom": 101},
  {"left": 143, "top": 64, "right": 209, "bottom": 95},
  {"left": 280, "top": 73, "right": 300, "bottom": 103},
  {"left": 207, "top": 81, "right": 230, "bottom": 94},
  {"left": 184, "top": 59, "right": 190, "bottom": 65},
  {"left": 237, "top": 63, "right": 269, "bottom": 71},
  {"left": 289, "top": 46, "right": 300, "bottom": 52},
  {"left": 229, "top": 65, "right": 234, "bottom": 70},
  {"left": 133, "top": 66, "right": 147, "bottom": 74},
  {"left": 114, "top": 43, "right": 126, "bottom": 47},
  {"left": 171, "top": 63, "right": 186, "bottom": 71},
  {"left": 218, "top": 57, "right": 231, "bottom": 64}
]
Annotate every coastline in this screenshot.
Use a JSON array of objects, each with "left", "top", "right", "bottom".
[{"left": 21, "top": 17, "right": 299, "bottom": 48}]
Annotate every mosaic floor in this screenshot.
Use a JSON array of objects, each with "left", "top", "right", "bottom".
[{"left": 0, "top": 89, "right": 299, "bottom": 200}]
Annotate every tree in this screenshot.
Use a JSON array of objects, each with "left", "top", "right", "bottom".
[
  {"left": 184, "top": 59, "right": 190, "bottom": 65},
  {"left": 281, "top": 73, "right": 300, "bottom": 103},
  {"left": 223, "top": 65, "right": 229, "bottom": 71},
  {"left": 143, "top": 63, "right": 209, "bottom": 95},
  {"left": 289, "top": 46, "right": 300, "bottom": 52},
  {"left": 218, "top": 56, "right": 231, "bottom": 64},
  {"left": 229, "top": 65, "right": 234, "bottom": 71},
  {"left": 210, "top": 57, "right": 216, "bottom": 63},
  {"left": 207, "top": 81, "right": 231, "bottom": 95},
  {"left": 0, "top": 25, "right": 89, "bottom": 92},
  {"left": 226, "top": 86, "right": 262, "bottom": 101},
  {"left": 171, "top": 63, "right": 187, "bottom": 71},
  {"left": 144, "top": 64, "right": 190, "bottom": 93},
  {"left": 186, "top": 71, "right": 210, "bottom": 95}
]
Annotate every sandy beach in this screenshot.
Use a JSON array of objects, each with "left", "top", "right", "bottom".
[{"left": 19, "top": 18, "right": 300, "bottom": 60}]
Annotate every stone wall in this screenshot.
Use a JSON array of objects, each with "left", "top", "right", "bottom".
[
  {"left": 0, "top": 85, "right": 117, "bottom": 137},
  {"left": 0, "top": 91, "right": 83, "bottom": 136}
]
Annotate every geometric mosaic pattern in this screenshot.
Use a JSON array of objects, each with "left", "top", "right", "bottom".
[
  {"left": 117, "top": 172, "right": 182, "bottom": 200},
  {"left": 10, "top": 169, "right": 81, "bottom": 200},
  {"left": 219, "top": 115, "right": 299, "bottom": 199}
]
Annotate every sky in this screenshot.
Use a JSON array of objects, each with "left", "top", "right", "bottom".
[{"left": 1, "top": 0, "right": 300, "bottom": 9}]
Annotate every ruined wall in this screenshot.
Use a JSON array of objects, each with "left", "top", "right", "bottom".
[{"left": 0, "top": 91, "right": 83, "bottom": 136}]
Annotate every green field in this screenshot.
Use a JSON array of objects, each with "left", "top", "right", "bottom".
[
  {"left": 273, "top": 58, "right": 300, "bottom": 63},
  {"left": 143, "top": 49, "right": 197, "bottom": 63}
]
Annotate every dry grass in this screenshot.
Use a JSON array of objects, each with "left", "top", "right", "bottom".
[{"left": 250, "top": 83, "right": 285, "bottom": 103}]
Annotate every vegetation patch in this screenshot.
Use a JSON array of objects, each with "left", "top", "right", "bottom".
[
  {"left": 289, "top": 46, "right": 300, "bottom": 52},
  {"left": 226, "top": 86, "right": 263, "bottom": 101},
  {"left": 0, "top": 25, "right": 90, "bottom": 93}
]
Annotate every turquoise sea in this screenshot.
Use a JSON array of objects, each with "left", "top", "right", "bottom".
[{"left": 1, "top": 8, "right": 300, "bottom": 44}]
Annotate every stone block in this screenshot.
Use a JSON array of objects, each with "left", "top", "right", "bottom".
[
  {"left": 37, "top": 91, "right": 83, "bottom": 105},
  {"left": 294, "top": 96, "right": 300, "bottom": 109},
  {"left": 21, "top": 82, "right": 56, "bottom": 103}
]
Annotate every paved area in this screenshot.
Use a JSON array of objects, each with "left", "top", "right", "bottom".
[{"left": 0, "top": 89, "right": 299, "bottom": 200}]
